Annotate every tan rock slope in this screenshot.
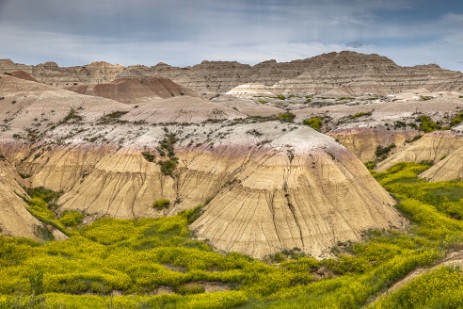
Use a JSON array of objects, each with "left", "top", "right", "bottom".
[
  {"left": 0, "top": 158, "right": 44, "bottom": 239},
  {"left": 420, "top": 145, "right": 463, "bottom": 181},
  {"left": 328, "top": 128, "right": 419, "bottom": 162},
  {"left": 377, "top": 131, "right": 463, "bottom": 172},
  {"left": 0, "top": 73, "right": 405, "bottom": 258}
]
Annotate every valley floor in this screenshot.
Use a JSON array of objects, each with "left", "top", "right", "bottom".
[{"left": 1, "top": 162, "right": 463, "bottom": 308}]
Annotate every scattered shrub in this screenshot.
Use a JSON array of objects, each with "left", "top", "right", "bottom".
[
  {"left": 417, "top": 115, "right": 441, "bottom": 132},
  {"left": 450, "top": 111, "right": 463, "bottom": 127},
  {"left": 350, "top": 111, "right": 372, "bottom": 119},
  {"left": 303, "top": 117, "right": 322, "bottom": 131},
  {"left": 276, "top": 112, "right": 296, "bottom": 123},
  {"left": 153, "top": 198, "right": 170, "bottom": 210},
  {"left": 375, "top": 144, "right": 396, "bottom": 159},
  {"left": 419, "top": 95, "right": 433, "bottom": 101},
  {"left": 141, "top": 151, "right": 155, "bottom": 162},
  {"left": 59, "top": 108, "right": 83, "bottom": 125}
]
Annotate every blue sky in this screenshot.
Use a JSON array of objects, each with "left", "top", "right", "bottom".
[{"left": 0, "top": 0, "right": 462, "bottom": 71}]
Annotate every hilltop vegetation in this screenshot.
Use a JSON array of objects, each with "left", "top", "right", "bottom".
[{"left": 1, "top": 162, "right": 463, "bottom": 308}]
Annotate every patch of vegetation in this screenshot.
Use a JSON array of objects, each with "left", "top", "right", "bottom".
[
  {"left": 450, "top": 111, "right": 463, "bottom": 127},
  {"left": 157, "top": 133, "right": 178, "bottom": 176},
  {"left": 303, "top": 117, "right": 322, "bottom": 131},
  {"left": 410, "top": 134, "right": 423, "bottom": 142},
  {"left": 276, "top": 112, "right": 296, "bottom": 123},
  {"left": 372, "top": 266, "right": 463, "bottom": 308},
  {"left": 257, "top": 99, "right": 268, "bottom": 104},
  {"left": 393, "top": 120, "right": 407, "bottom": 129},
  {"left": 59, "top": 211, "right": 85, "bottom": 228},
  {"left": 350, "top": 111, "right": 372, "bottom": 119},
  {"left": 337, "top": 96, "right": 354, "bottom": 101},
  {"left": 153, "top": 198, "right": 170, "bottom": 210},
  {"left": 375, "top": 143, "right": 396, "bottom": 160},
  {"left": 416, "top": 115, "right": 441, "bottom": 132},
  {"left": 141, "top": 150, "right": 155, "bottom": 162},
  {"left": 97, "top": 110, "right": 129, "bottom": 125},
  {"left": 59, "top": 108, "right": 83, "bottom": 125},
  {"left": 419, "top": 95, "right": 433, "bottom": 101},
  {"left": 272, "top": 94, "right": 286, "bottom": 100}
]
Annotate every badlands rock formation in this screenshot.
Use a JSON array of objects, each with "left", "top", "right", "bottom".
[
  {"left": 1, "top": 50, "right": 462, "bottom": 257},
  {"left": 0, "top": 73, "right": 405, "bottom": 258},
  {"left": 2, "top": 51, "right": 463, "bottom": 95}
]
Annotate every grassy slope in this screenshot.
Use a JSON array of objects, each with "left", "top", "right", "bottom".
[{"left": 1, "top": 162, "right": 463, "bottom": 308}]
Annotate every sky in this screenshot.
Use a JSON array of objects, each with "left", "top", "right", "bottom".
[{"left": 0, "top": 0, "right": 462, "bottom": 71}]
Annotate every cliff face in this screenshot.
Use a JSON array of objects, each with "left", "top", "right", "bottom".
[
  {"left": 3, "top": 51, "right": 463, "bottom": 95},
  {"left": 329, "top": 128, "right": 420, "bottom": 162},
  {"left": 0, "top": 73, "right": 405, "bottom": 258}
]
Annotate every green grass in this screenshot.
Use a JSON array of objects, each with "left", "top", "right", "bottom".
[
  {"left": 350, "top": 111, "right": 372, "bottom": 119},
  {"left": 153, "top": 198, "right": 170, "bottom": 210},
  {"left": 276, "top": 112, "right": 296, "bottom": 123},
  {"left": 303, "top": 117, "right": 322, "bottom": 131},
  {"left": 2, "top": 162, "right": 463, "bottom": 308},
  {"left": 416, "top": 115, "right": 441, "bottom": 132}
]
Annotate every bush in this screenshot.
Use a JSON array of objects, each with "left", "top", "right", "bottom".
[
  {"left": 375, "top": 144, "right": 396, "bottom": 159},
  {"left": 419, "top": 95, "right": 433, "bottom": 101},
  {"left": 59, "top": 108, "right": 83, "bottom": 125},
  {"left": 450, "top": 111, "right": 463, "bottom": 127},
  {"left": 350, "top": 111, "right": 372, "bottom": 119},
  {"left": 153, "top": 198, "right": 170, "bottom": 210},
  {"left": 303, "top": 117, "right": 322, "bottom": 131},
  {"left": 276, "top": 112, "right": 296, "bottom": 123},
  {"left": 417, "top": 115, "right": 441, "bottom": 132},
  {"left": 159, "top": 158, "right": 178, "bottom": 176},
  {"left": 141, "top": 151, "right": 155, "bottom": 162}
]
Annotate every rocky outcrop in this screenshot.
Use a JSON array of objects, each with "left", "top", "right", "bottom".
[
  {"left": 3, "top": 51, "right": 463, "bottom": 95},
  {"left": 0, "top": 60, "right": 125, "bottom": 87}
]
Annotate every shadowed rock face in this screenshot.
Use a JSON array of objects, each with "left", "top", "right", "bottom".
[
  {"left": 2, "top": 51, "right": 463, "bottom": 95},
  {"left": 0, "top": 73, "right": 405, "bottom": 258}
]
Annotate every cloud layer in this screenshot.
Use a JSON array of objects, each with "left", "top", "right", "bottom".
[{"left": 0, "top": 0, "right": 462, "bottom": 71}]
